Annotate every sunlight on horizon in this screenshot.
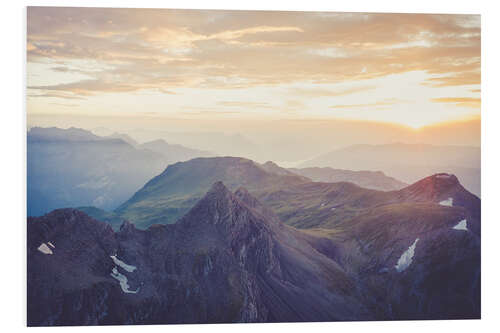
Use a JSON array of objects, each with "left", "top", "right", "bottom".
[{"left": 27, "top": 8, "right": 480, "bottom": 132}]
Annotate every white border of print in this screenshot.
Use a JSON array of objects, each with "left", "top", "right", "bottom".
[{"left": 2, "top": 0, "right": 499, "bottom": 332}]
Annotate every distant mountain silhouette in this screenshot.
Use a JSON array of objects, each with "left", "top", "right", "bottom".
[
  {"left": 27, "top": 127, "right": 211, "bottom": 216},
  {"left": 288, "top": 167, "right": 407, "bottom": 191},
  {"left": 105, "top": 132, "right": 139, "bottom": 146},
  {"left": 28, "top": 126, "right": 102, "bottom": 142},
  {"left": 138, "top": 139, "right": 213, "bottom": 161},
  {"left": 300, "top": 143, "right": 480, "bottom": 196}
]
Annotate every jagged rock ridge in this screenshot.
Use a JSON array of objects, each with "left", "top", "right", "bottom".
[{"left": 27, "top": 179, "right": 480, "bottom": 325}]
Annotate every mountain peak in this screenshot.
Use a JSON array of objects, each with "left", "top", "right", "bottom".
[
  {"left": 431, "top": 172, "right": 459, "bottom": 184},
  {"left": 263, "top": 161, "right": 278, "bottom": 167},
  {"left": 146, "top": 138, "right": 168, "bottom": 145},
  {"left": 260, "top": 160, "right": 295, "bottom": 176},
  {"left": 178, "top": 181, "right": 276, "bottom": 234},
  {"left": 178, "top": 181, "right": 235, "bottom": 228},
  {"left": 400, "top": 173, "right": 464, "bottom": 203},
  {"left": 203, "top": 181, "right": 234, "bottom": 203},
  {"left": 413, "top": 173, "right": 460, "bottom": 191},
  {"left": 201, "top": 180, "right": 233, "bottom": 203},
  {"left": 208, "top": 180, "right": 228, "bottom": 194},
  {"left": 28, "top": 126, "right": 101, "bottom": 142}
]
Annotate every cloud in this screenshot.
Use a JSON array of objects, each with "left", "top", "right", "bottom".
[
  {"left": 217, "top": 101, "right": 271, "bottom": 108},
  {"left": 431, "top": 97, "right": 481, "bottom": 108},
  {"left": 48, "top": 102, "right": 79, "bottom": 107},
  {"left": 27, "top": 7, "right": 480, "bottom": 96},
  {"left": 289, "top": 85, "right": 375, "bottom": 97},
  {"left": 28, "top": 79, "right": 138, "bottom": 96},
  {"left": 28, "top": 78, "right": 180, "bottom": 97},
  {"left": 424, "top": 71, "right": 481, "bottom": 87},
  {"left": 27, "top": 91, "right": 86, "bottom": 100},
  {"left": 330, "top": 98, "right": 403, "bottom": 109},
  {"left": 180, "top": 106, "right": 242, "bottom": 116},
  {"left": 284, "top": 100, "right": 305, "bottom": 109}
]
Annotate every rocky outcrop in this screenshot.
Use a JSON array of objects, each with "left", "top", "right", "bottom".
[{"left": 28, "top": 183, "right": 368, "bottom": 325}]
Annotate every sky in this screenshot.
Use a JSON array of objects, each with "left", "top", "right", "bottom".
[{"left": 26, "top": 7, "right": 480, "bottom": 129}]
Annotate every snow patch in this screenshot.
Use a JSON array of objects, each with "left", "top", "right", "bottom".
[
  {"left": 47, "top": 241, "right": 55, "bottom": 248},
  {"left": 37, "top": 243, "right": 53, "bottom": 255},
  {"left": 395, "top": 238, "right": 419, "bottom": 272},
  {"left": 110, "top": 255, "right": 136, "bottom": 272},
  {"left": 453, "top": 219, "right": 468, "bottom": 231},
  {"left": 439, "top": 197, "right": 453, "bottom": 207},
  {"left": 110, "top": 267, "right": 139, "bottom": 294},
  {"left": 331, "top": 207, "right": 336, "bottom": 211},
  {"left": 436, "top": 174, "right": 451, "bottom": 179}
]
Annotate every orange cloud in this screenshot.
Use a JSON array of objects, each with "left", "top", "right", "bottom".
[
  {"left": 217, "top": 101, "right": 271, "bottom": 108},
  {"left": 330, "top": 99, "right": 404, "bottom": 109},
  {"left": 289, "top": 85, "right": 375, "bottom": 97},
  {"left": 431, "top": 97, "right": 481, "bottom": 108},
  {"left": 27, "top": 7, "right": 480, "bottom": 96}
]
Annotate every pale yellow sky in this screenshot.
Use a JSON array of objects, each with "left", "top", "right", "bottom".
[{"left": 27, "top": 7, "right": 480, "bottom": 129}]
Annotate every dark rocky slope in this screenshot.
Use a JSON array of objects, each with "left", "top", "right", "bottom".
[
  {"left": 28, "top": 183, "right": 369, "bottom": 325},
  {"left": 27, "top": 180, "right": 480, "bottom": 325}
]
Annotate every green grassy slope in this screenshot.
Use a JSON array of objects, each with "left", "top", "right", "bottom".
[{"left": 115, "top": 156, "right": 309, "bottom": 228}]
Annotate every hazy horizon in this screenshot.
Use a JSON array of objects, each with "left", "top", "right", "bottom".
[{"left": 27, "top": 114, "right": 480, "bottom": 164}]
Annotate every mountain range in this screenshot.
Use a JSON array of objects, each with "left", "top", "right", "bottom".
[
  {"left": 114, "top": 157, "right": 479, "bottom": 232},
  {"left": 114, "top": 157, "right": 310, "bottom": 228},
  {"left": 300, "top": 143, "right": 480, "bottom": 196},
  {"left": 27, "top": 135, "right": 481, "bottom": 325},
  {"left": 28, "top": 177, "right": 480, "bottom": 325},
  {"left": 288, "top": 166, "right": 407, "bottom": 191},
  {"left": 27, "top": 127, "right": 212, "bottom": 216}
]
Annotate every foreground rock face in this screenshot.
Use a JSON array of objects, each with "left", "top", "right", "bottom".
[{"left": 27, "top": 181, "right": 480, "bottom": 326}]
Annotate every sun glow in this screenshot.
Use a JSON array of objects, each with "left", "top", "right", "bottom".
[{"left": 27, "top": 8, "right": 480, "bottom": 136}]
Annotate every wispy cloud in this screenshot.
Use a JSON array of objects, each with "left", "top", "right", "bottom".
[
  {"left": 48, "top": 102, "right": 79, "bottom": 107},
  {"left": 217, "top": 101, "right": 271, "bottom": 108},
  {"left": 431, "top": 97, "right": 481, "bottom": 108},
  {"left": 290, "top": 85, "right": 375, "bottom": 98},
  {"left": 330, "top": 99, "right": 403, "bottom": 109},
  {"left": 27, "top": 91, "right": 86, "bottom": 100},
  {"left": 27, "top": 7, "right": 480, "bottom": 96}
]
